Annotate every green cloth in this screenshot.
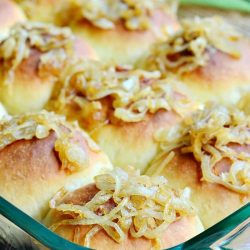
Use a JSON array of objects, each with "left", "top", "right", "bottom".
[{"left": 180, "top": 0, "right": 250, "bottom": 13}]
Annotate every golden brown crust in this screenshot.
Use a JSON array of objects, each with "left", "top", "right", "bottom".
[
  {"left": 91, "top": 110, "right": 181, "bottom": 172},
  {"left": 160, "top": 149, "right": 250, "bottom": 229},
  {"left": 179, "top": 39, "right": 250, "bottom": 105},
  {"left": 0, "top": 128, "right": 112, "bottom": 220},
  {"left": 74, "top": 37, "right": 98, "bottom": 60},
  {"left": 0, "top": 0, "right": 26, "bottom": 37},
  {"left": 72, "top": 9, "right": 180, "bottom": 64},
  {"left": 187, "top": 40, "right": 250, "bottom": 84},
  {"left": 45, "top": 184, "right": 203, "bottom": 250}
]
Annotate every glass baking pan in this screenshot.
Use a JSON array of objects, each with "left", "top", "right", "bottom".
[
  {"left": 0, "top": 196, "right": 249, "bottom": 250},
  {"left": 0, "top": 1, "right": 250, "bottom": 249}
]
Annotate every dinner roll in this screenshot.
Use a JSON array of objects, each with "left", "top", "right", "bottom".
[
  {"left": 0, "top": 0, "right": 26, "bottom": 39},
  {"left": 0, "top": 111, "right": 112, "bottom": 220},
  {"left": 44, "top": 168, "right": 204, "bottom": 250},
  {"left": 140, "top": 16, "right": 250, "bottom": 105},
  {"left": 47, "top": 59, "right": 197, "bottom": 173},
  {"left": 147, "top": 105, "right": 250, "bottom": 228},
  {"left": 70, "top": 0, "right": 180, "bottom": 64},
  {"left": 18, "top": 0, "right": 180, "bottom": 64},
  {"left": 0, "top": 22, "right": 96, "bottom": 115}
]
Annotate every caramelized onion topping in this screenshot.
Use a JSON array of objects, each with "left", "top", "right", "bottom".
[
  {"left": 153, "top": 105, "right": 250, "bottom": 194},
  {"left": 49, "top": 167, "right": 194, "bottom": 249},
  {"left": 143, "top": 16, "right": 241, "bottom": 74},
  {"left": 47, "top": 59, "right": 194, "bottom": 127},
  {"left": 56, "top": 0, "right": 177, "bottom": 30},
  {"left": 0, "top": 22, "right": 74, "bottom": 83}
]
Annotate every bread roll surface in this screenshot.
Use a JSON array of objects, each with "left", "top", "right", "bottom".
[
  {"left": 179, "top": 38, "right": 250, "bottom": 105},
  {"left": 158, "top": 149, "right": 249, "bottom": 228},
  {"left": 0, "top": 111, "right": 112, "bottom": 220},
  {"left": 71, "top": 8, "right": 180, "bottom": 65}
]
